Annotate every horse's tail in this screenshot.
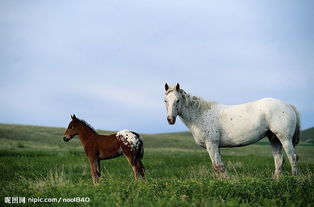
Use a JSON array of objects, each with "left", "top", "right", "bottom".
[
  {"left": 290, "top": 104, "right": 301, "bottom": 147},
  {"left": 134, "top": 134, "right": 145, "bottom": 177},
  {"left": 134, "top": 134, "right": 145, "bottom": 174},
  {"left": 135, "top": 138, "right": 144, "bottom": 161},
  {"left": 131, "top": 131, "right": 144, "bottom": 161}
]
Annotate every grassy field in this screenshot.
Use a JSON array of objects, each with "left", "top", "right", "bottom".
[{"left": 0, "top": 124, "right": 313, "bottom": 207}]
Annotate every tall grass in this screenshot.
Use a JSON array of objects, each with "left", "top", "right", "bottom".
[{"left": 0, "top": 124, "right": 313, "bottom": 207}]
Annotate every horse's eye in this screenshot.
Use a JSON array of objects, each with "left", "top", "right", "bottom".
[
  {"left": 164, "top": 100, "right": 167, "bottom": 103},
  {"left": 176, "top": 100, "right": 179, "bottom": 103}
]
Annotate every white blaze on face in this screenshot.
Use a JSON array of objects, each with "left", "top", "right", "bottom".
[
  {"left": 116, "top": 130, "right": 141, "bottom": 151},
  {"left": 165, "top": 89, "right": 181, "bottom": 122}
]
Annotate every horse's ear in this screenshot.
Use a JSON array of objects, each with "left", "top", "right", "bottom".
[
  {"left": 71, "top": 114, "right": 77, "bottom": 120},
  {"left": 176, "top": 83, "right": 180, "bottom": 91},
  {"left": 165, "top": 83, "right": 169, "bottom": 91}
]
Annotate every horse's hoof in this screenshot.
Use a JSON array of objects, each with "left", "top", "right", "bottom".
[
  {"left": 97, "top": 172, "right": 101, "bottom": 177},
  {"left": 219, "top": 173, "right": 229, "bottom": 179},
  {"left": 272, "top": 171, "right": 282, "bottom": 178},
  {"left": 272, "top": 174, "right": 280, "bottom": 179}
]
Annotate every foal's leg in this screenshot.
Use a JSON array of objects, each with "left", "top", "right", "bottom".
[
  {"left": 88, "top": 157, "right": 99, "bottom": 184},
  {"left": 139, "top": 160, "right": 145, "bottom": 178},
  {"left": 205, "top": 140, "right": 227, "bottom": 178},
  {"left": 96, "top": 158, "right": 101, "bottom": 177},
  {"left": 125, "top": 155, "right": 139, "bottom": 180},
  {"left": 135, "top": 159, "right": 145, "bottom": 179},
  {"left": 268, "top": 133, "right": 284, "bottom": 178}
]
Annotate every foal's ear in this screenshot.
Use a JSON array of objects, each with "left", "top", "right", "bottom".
[
  {"left": 176, "top": 83, "right": 180, "bottom": 91},
  {"left": 71, "top": 114, "right": 77, "bottom": 120},
  {"left": 165, "top": 83, "right": 169, "bottom": 91}
]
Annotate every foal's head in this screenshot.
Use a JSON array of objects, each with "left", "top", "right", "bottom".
[
  {"left": 164, "top": 83, "right": 183, "bottom": 125},
  {"left": 63, "top": 114, "right": 80, "bottom": 142}
]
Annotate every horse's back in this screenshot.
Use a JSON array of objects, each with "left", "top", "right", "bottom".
[{"left": 220, "top": 97, "right": 294, "bottom": 119}]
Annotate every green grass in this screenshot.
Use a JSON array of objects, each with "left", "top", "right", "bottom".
[{"left": 0, "top": 124, "right": 313, "bottom": 207}]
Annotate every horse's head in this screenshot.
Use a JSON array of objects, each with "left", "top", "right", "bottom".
[
  {"left": 63, "top": 114, "right": 80, "bottom": 142},
  {"left": 164, "top": 83, "right": 183, "bottom": 125}
]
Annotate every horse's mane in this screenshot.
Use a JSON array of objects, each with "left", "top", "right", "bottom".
[
  {"left": 78, "top": 118, "right": 97, "bottom": 134},
  {"left": 180, "top": 89, "right": 217, "bottom": 113}
]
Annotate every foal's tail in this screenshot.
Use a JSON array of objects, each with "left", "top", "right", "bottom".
[
  {"left": 290, "top": 104, "right": 301, "bottom": 147},
  {"left": 134, "top": 136, "right": 145, "bottom": 176},
  {"left": 135, "top": 138, "right": 144, "bottom": 161},
  {"left": 130, "top": 131, "right": 144, "bottom": 161}
]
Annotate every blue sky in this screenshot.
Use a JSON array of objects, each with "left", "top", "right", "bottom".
[{"left": 0, "top": 0, "right": 313, "bottom": 133}]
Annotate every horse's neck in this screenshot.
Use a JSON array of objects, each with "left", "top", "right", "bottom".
[
  {"left": 179, "top": 103, "right": 203, "bottom": 129},
  {"left": 78, "top": 125, "right": 96, "bottom": 144}
]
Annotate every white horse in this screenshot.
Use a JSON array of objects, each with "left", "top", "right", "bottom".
[{"left": 164, "top": 83, "right": 300, "bottom": 177}]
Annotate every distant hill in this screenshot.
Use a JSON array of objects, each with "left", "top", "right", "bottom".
[
  {"left": 0, "top": 124, "right": 199, "bottom": 150},
  {"left": 0, "top": 124, "right": 313, "bottom": 150},
  {"left": 301, "top": 127, "right": 314, "bottom": 144}
]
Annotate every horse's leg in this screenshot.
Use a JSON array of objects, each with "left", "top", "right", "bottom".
[
  {"left": 268, "top": 107, "right": 299, "bottom": 176},
  {"left": 139, "top": 160, "right": 145, "bottom": 178},
  {"left": 96, "top": 158, "right": 101, "bottom": 177},
  {"left": 205, "top": 140, "right": 227, "bottom": 178},
  {"left": 280, "top": 139, "right": 298, "bottom": 176},
  {"left": 268, "top": 132, "right": 284, "bottom": 178},
  {"left": 88, "top": 157, "right": 99, "bottom": 184},
  {"left": 125, "top": 155, "right": 138, "bottom": 180},
  {"left": 135, "top": 159, "right": 145, "bottom": 179}
]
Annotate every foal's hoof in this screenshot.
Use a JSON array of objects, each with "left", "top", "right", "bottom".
[{"left": 97, "top": 172, "right": 101, "bottom": 177}]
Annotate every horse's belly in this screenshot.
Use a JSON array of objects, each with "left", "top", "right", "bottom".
[
  {"left": 218, "top": 114, "right": 268, "bottom": 147},
  {"left": 99, "top": 146, "right": 123, "bottom": 160},
  {"left": 219, "top": 128, "right": 267, "bottom": 147},
  {"left": 99, "top": 151, "right": 123, "bottom": 160},
  {"left": 217, "top": 105, "right": 268, "bottom": 147}
]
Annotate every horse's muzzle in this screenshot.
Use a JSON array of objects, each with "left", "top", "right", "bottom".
[
  {"left": 167, "top": 116, "right": 176, "bottom": 125},
  {"left": 63, "top": 137, "right": 70, "bottom": 142}
]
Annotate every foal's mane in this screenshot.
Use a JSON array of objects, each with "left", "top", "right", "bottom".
[
  {"left": 77, "top": 118, "right": 97, "bottom": 134},
  {"left": 180, "top": 89, "right": 217, "bottom": 113}
]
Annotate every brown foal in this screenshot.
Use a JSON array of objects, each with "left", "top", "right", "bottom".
[{"left": 63, "top": 115, "right": 145, "bottom": 184}]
